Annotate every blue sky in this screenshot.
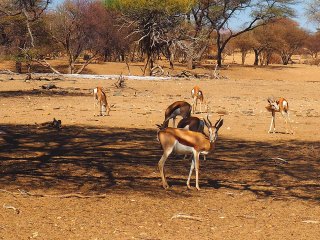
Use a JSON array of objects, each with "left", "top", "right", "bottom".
[
  {"left": 51, "top": 0, "right": 318, "bottom": 32},
  {"left": 222, "top": 1, "right": 318, "bottom": 32}
]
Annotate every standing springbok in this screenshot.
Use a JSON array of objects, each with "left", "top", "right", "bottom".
[
  {"left": 157, "top": 116, "right": 223, "bottom": 190},
  {"left": 93, "top": 86, "right": 111, "bottom": 116},
  {"left": 266, "top": 96, "right": 293, "bottom": 134},
  {"left": 191, "top": 86, "right": 204, "bottom": 114},
  {"left": 160, "top": 101, "right": 192, "bottom": 128}
]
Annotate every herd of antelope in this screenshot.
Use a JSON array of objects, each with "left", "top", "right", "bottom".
[{"left": 93, "top": 85, "right": 293, "bottom": 190}]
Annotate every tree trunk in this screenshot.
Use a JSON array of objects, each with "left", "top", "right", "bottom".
[
  {"left": 187, "top": 57, "right": 194, "bottom": 70},
  {"left": 281, "top": 54, "right": 290, "bottom": 65},
  {"left": 26, "top": 62, "right": 32, "bottom": 80},
  {"left": 253, "top": 49, "right": 259, "bottom": 66},
  {"left": 241, "top": 51, "right": 247, "bottom": 65},
  {"left": 266, "top": 51, "right": 272, "bottom": 66},
  {"left": 68, "top": 61, "right": 75, "bottom": 74},
  {"left": 143, "top": 52, "right": 152, "bottom": 76},
  {"left": 104, "top": 49, "right": 109, "bottom": 62},
  {"left": 15, "top": 61, "right": 22, "bottom": 73},
  {"left": 217, "top": 48, "right": 223, "bottom": 67},
  {"left": 169, "top": 52, "right": 174, "bottom": 69}
]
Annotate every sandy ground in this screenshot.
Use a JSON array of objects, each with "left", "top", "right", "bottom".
[{"left": 0, "top": 61, "right": 320, "bottom": 239}]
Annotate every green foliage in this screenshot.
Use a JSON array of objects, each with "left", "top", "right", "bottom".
[{"left": 106, "top": 0, "right": 195, "bottom": 15}]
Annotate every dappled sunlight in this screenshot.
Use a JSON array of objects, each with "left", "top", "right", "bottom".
[{"left": 1, "top": 123, "right": 319, "bottom": 201}]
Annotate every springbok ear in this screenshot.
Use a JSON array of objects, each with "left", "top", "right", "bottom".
[
  {"left": 216, "top": 119, "right": 224, "bottom": 130},
  {"left": 214, "top": 116, "right": 222, "bottom": 127},
  {"left": 156, "top": 124, "right": 163, "bottom": 129},
  {"left": 267, "top": 96, "right": 275, "bottom": 104}
]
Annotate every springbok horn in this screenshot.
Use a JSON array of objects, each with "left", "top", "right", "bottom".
[
  {"left": 206, "top": 115, "right": 213, "bottom": 126},
  {"left": 203, "top": 118, "right": 210, "bottom": 128}
]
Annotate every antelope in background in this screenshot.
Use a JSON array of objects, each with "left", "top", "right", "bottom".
[
  {"left": 266, "top": 96, "right": 293, "bottom": 134},
  {"left": 157, "top": 116, "right": 223, "bottom": 190},
  {"left": 159, "top": 101, "right": 192, "bottom": 129},
  {"left": 93, "top": 86, "right": 111, "bottom": 116},
  {"left": 191, "top": 86, "right": 204, "bottom": 114}
]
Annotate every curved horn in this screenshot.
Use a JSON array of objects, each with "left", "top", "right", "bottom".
[
  {"left": 206, "top": 115, "right": 212, "bottom": 126},
  {"left": 203, "top": 118, "right": 210, "bottom": 128}
]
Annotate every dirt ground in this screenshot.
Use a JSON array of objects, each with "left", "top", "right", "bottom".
[{"left": 0, "top": 61, "right": 320, "bottom": 239}]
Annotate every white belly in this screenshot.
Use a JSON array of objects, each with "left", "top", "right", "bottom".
[{"left": 173, "top": 141, "right": 194, "bottom": 154}]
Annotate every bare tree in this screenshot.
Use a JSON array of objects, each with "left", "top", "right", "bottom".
[
  {"left": 200, "top": 0, "right": 296, "bottom": 67},
  {"left": 251, "top": 23, "right": 279, "bottom": 66},
  {"left": 0, "top": 0, "right": 51, "bottom": 73},
  {"left": 270, "top": 18, "right": 306, "bottom": 65},
  {"left": 306, "top": 0, "right": 320, "bottom": 29},
  {"left": 48, "top": 0, "right": 126, "bottom": 74},
  {"left": 304, "top": 32, "right": 320, "bottom": 59},
  {"left": 230, "top": 31, "right": 255, "bottom": 65},
  {"left": 0, "top": 0, "right": 51, "bottom": 47},
  {"left": 107, "top": 0, "right": 193, "bottom": 75}
]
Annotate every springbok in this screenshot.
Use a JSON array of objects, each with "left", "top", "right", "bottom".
[
  {"left": 177, "top": 116, "right": 205, "bottom": 133},
  {"left": 177, "top": 116, "right": 207, "bottom": 160},
  {"left": 191, "top": 86, "right": 204, "bottom": 113},
  {"left": 160, "top": 101, "right": 192, "bottom": 128},
  {"left": 266, "top": 96, "right": 293, "bottom": 134},
  {"left": 157, "top": 116, "right": 223, "bottom": 190},
  {"left": 93, "top": 86, "right": 111, "bottom": 116}
]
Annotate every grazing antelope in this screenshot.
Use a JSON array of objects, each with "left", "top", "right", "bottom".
[
  {"left": 160, "top": 101, "right": 192, "bottom": 129},
  {"left": 157, "top": 116, "right": 223, "bottom": 190},
  {"left": 266, "top": 97, "right": 293, "bottom": 134},
  {"left": 177, "top": 116, "right": 205, "bottom": 133},
  {"left": 93, "top": 86, "right": 111, "bottom": 116},
  {"left": 191, "top": 86, "right": 204, "bottom": 114}
]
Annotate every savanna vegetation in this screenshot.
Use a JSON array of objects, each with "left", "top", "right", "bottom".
[{"left": 0, "top": 0, "right": 319, "bottom": 76}]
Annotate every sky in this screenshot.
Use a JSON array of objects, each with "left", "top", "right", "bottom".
[
  {"left": 50, "top": 0, "right": 318, "bottom": 32},
  {"left": 218, "top": 1, "right": 318, "bottom": 32}
]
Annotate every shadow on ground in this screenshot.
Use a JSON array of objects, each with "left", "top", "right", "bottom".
[
  {"left": 0, "top": 89, "right": 90, "bottom": 98},
  {"left": 0, "top": 124, "right": 319, "bottom": 201}
]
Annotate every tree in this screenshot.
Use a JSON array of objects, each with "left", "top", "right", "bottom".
[
  {"left": 230, "top": 31, "right": 255, "bottom": 65},
  {"left": 0, "top": 0, "right": 51, "bottom": 73},
  {"left": 0, "top": 0, "right": 51, "bottom": 47},
  {"left": 199, "top": 0, "right": 296, "bottom": 67},
  {"left": 304, "top": 32, "right": 320, "bottom": 59},
  {"left": 251, "top": 23, "right": 280, "bottom": 66},
  {"left": 306, "top": 0, "right": 320, "bottom": 29},
  {"left": 270, "top": 18, "right": 306, "bottom": 65},
  {"left": 48, "top": 0, "right": 127, "bottom": 74},
  {"left": 248, "top": 18, "right": 305, "bottom": 66},
  {"left": 80, "top": 1, "right": 131, "bottom": 63},
  {"left": 106, "top": 0, "right": 194, "bottom": 75},
  {"left": 179, "top": 1, "right": 214, "bottom": 69}
]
